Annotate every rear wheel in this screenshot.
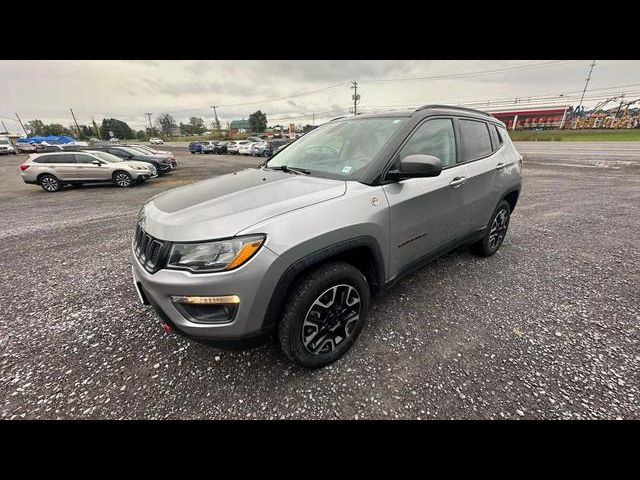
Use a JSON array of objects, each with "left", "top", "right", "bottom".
[
  {"left": 113, "top": 171, "right": 133, "bottom": 188},
  {"left": 278, "top": 261, "right": 370, "bottom": 368},
  {"left": 39, "top": 174, "right": 62, "bottom": 192},
  {"left": 470, "top": 200, "right": 511, "bottom": 257}
]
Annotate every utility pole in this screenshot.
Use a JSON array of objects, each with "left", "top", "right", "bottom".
[
  {"left": 576, "top": 60, "right": 596, "bottom": 115},
  {"left": 15, "top": 112, "right": 28, "bottom": 136},
  {"left": 92, "top": 117, "right": 101, "bottom": 140},
  {"left": 615, "top": 95, "right": 625, "bottom": 118},
  {"left": 70, "top": 108, "right": 82, "bottom": 139},
  {"left": 312, "top": 112, "right": 315, "bottom": 126},
  {"left": 144, "top": 113, "right": 153, "bottom": 131},
  {"left": 351, "top": 81, "right": 360, "bottom": 116},
  {"left": 210, "top": 104, "right": 221, "bottom": 132}
]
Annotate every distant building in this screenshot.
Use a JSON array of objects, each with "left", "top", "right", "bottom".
[
  {"left": 489, "top": 106, "right": 570, "bottom": 130},
  {"left": 230, "top": 119, "right": 251, "bottom": 134}
]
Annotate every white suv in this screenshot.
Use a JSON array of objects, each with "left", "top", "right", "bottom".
[
  {"left": 20, "top": 150, "right": 157, "bottom": 192},
  {"left": 150, "top": 137, "right": 164, "bottom": 145}
]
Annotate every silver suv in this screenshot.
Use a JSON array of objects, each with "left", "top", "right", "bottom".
[
  {"left": 131, "top": 105, "right": 522, "bottom": 368},
  {"left": 20, "top": 150, "right": 157, "bottom": 192}
]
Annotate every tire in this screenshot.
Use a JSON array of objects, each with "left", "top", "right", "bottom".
[
  {"left": 278, "top": 261, "right": 370, "bottom": 368},
  {"left": 113, "top": 171, "right": 133, "bottom": 188},
  {"left": 39, "top": 174, "right": 62, "bottom": 192},
  {"left": 190, "top": 151, "right": 195, "bottom": 154},
  {"left": 470, "top": 200, "right": 511, "bottom": 257}
]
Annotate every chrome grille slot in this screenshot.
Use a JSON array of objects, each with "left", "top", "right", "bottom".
[{"left": 133, "top": 225, "right": 167, "bottom": 274}]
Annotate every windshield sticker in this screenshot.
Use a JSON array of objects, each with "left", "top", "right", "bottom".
[{"left": 342, "top": 166, "right": 352, "bottom": 174}]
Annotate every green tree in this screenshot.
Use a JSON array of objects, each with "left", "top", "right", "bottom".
[
  {"left": 100, "top": 118, "right": 134, "bottom": 139},
  {"left": 136, "top": 130, "right": 147, "bottom": 140},
  {"left": 179, "top": 122, "right": 190, "bottom": 136},
  {"left": 188, "top": 116, "right": 205, "bottom": 135},
  {"left": 25, "top": 119, "right": 46, "bottom": 136},
  {"left": 79, "top": 125, "right": 94, "bottom": 138},
  {"left": 249, "top": 110, "right": 267, "bottom": 133},
  {"left": 303, "top": 124, "right": 317, "bottom": 133},
  {"left": 157, "top": 113, "right": 177, "bottom": 137}
]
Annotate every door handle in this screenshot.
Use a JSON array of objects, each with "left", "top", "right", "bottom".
[
  {"left": 496, "top": 163, "right": 506, "bottom": 171},
  {"left": 449, "top": 177, "right": 467, "bottom": 188}
]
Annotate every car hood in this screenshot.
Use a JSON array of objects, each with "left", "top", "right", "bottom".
[
  {"left": 142, "top": 168, "right": 347, "bottom": 242},
  {"left": 120, "top": 161, "right": 155, "bottom": 169},
  {"left": 135, "top": 154, "right": 170, "bottom": 161}
]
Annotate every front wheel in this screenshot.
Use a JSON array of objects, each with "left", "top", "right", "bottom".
[
  {"left": 113, "top": 171, "right": 133, "bottom": 188},
  {"left": 470, "top": 200, "right": 511, "bottom": 257},
  {"left": 278, "top": 261, "right": 370, "bottom": 368}
]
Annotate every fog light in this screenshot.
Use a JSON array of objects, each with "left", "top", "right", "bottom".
[
  {"left": 171, "top": 295, "right": 239, "bottom": 324},
  {"left": 171, "top": 295, "right": 240, "bottom": 305}
]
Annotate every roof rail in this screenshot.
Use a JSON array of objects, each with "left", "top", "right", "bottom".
[
  {"left": 415, "top": 104, "right": 492, "bottom": 117},
  {"left": 329, "top": 115, "right": 349, "bottom": 122}
]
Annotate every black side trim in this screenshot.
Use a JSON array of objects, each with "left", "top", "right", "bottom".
[
  {"left": 383, "top": 229, "right": 485, "bottom": 290},
  {"left": 260, "top": 236, "right": 385, "bottom": 332}
]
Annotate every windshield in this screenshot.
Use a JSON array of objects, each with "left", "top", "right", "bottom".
[
  {"left": 92, "top": 151, "right": 123, "bottom": 163},
  {"left": 265, "top": 117, "right": 407, "bottom": 178},
  {"left": 119, "top": 147, "right": 146, "bottom": 156},
  {"left": 133, "top": 145, "right": 156, "bottom": 153},
  {"left": 129, "top": 146, "right": 154, "bottom": 155},
  {"left": 0, "top": 139, "right": 9, "bottom": 145}
]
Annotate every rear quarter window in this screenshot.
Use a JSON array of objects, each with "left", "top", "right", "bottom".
[{"left": 459, "top": 119, "right": 493, "bottom": 161}]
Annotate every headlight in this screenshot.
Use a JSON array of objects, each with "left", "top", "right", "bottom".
[{"left": 166, "top": 235, "right": 265, "bottom": 273}]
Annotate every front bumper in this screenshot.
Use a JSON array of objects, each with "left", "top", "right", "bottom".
[{"left": 131, "top": 244, "right": 287, "bottom": 340}]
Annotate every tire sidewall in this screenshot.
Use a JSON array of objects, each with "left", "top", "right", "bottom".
[
  {"left": 113, "top": 171, "right": 133, "bottom": 188},
  {"left": 40, "top": 174, "right": 61, "bottom": 192},
  {"left": 282, "top": 263, "right": 370, "bottom": 368},
  {"left": 483, "top": 200, "right": 511, "bottom": 255}
]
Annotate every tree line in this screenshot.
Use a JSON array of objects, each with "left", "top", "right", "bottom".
[{"left": 22, "top": 109, "right": 317, "bottom": 140}]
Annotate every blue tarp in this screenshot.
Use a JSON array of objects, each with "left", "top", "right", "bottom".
[{"left": 17, "top": 135, "right": 76, "bottom": 144}]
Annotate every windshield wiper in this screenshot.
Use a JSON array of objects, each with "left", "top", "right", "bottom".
[{"left": 264, "top": 165, "right": 310, "bottom": 175}]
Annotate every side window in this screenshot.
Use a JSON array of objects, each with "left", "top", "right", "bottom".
[
  {"left": 399, "top": 118, "right": 456, "bottom": 168},
  {"left": 493, "top": 125, "right": 504, "bottom": 146},
  {"left": 75, "top": 154, "right": 96, "bottom": 164},
  {"left": 459, "top": 119, "right": 493, "bottom": 161},
  {"left": 52, "top": 154, "right": 77, "bottom": 164},
  {"left": 108, "top": 148, "right": 125, "bottom": 157},
  {"left": 33, "top": 155, "right": 50, "bottom": 164}
]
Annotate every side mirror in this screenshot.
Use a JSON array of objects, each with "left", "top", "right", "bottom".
[
  {"left": 388, "top": 154, "right": 442, "bottom": 181},
  {"left": 91, "top": 160, "right": 101, "bottom": 165}
]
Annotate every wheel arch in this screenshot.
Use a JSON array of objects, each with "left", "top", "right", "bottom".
[
  {"left": 502, "top": 188, "right": 520, "bottom": 213},
  {"left": 260, "top": 236, "right": 385, "bottom": 333}
]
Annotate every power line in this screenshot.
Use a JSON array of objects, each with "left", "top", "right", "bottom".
[
  {"left": 359, "top": 60, "right": 580, "bottom": 84},
  {"left": 217, "top": 82, "right": 350, "bottom": 108}
]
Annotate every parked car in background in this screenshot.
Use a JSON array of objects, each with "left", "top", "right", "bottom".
[
  {"left": 109, "top": 138, "right": 119, "bottom": 142},
  {"left": 20, "top": 150, "right": 157, "bottom": 192},
  {"left": 201, "top": 141, "right": 218, "bottom": 154},
  {"left": 0, "top": 138, "right": 16, "bottom": 155},
  {"left": 214, "top": 141, "right": 228, "bottom": 154},
  {"left": 127, "top": 144, "right": 173, "bottom": 157},
  {"left": 150, "top": 137, "right": 164, "bottom": 145},
  {"left": 238, "top": 141, "right": 254, "bottom": 155},
  {"left": 189, "top": 141, "right": 203, "bottom": 154},
  {"left": 250, "top": 141, "right": 272, "bottom": 157},
  {"left": 246, "top": 136, "right": 266, "bottom": 143},
  {"left": 226, "top": 141, "right": 240, "bottom": 155},
  {"left": 84, "top": 145, "right": 173, "bottom": 174},
  {"left": 16, "top": 142, "right": 37, "bottom": 153}
]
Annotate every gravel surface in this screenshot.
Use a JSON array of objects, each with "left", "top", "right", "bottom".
[{"left": 0, "top": 144, "right": 638, "bottom": 419}]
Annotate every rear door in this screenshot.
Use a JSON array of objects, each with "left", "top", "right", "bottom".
[
  {"left": 49, "top": 153, "right": 78, "bottom": 180},
  {"left": 383, "top": 117, "right": 468, "bottom": 278},
  {"left": 456, "top": 118, "right": 506, "bottom": 235}
]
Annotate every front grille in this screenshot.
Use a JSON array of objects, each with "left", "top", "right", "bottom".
[{"left": 133, "top": 224, "right": 169, "bottom": 273}]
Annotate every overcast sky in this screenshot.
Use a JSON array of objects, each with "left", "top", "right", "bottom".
[{"left": 1, "top": 60, "right": 639, "bottom": 133}]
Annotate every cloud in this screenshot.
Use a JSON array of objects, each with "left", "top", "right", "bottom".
[{"left": 1, "top": 60, "right": 638, "bottom": 131}]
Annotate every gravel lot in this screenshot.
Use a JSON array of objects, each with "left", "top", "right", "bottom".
[{"left": 1, "top": 143, "right": 638, "bottom": 420}]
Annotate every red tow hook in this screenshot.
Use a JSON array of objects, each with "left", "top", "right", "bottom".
[{"left": 162, "top": 323, "right": 174, "bottom": 334}]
